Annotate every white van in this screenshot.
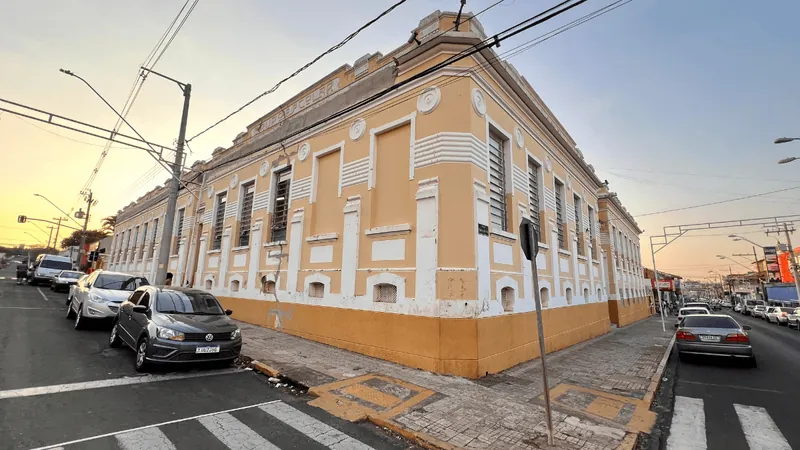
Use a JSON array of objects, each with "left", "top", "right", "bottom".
[{"left": 30, "top": 255, "right": 74, "bottom": 286}]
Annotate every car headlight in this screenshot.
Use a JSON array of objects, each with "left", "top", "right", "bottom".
[
  {"left": 230, "top": 328, "right": 241, "bottom": 340},
  {"left": 89, "top": 293, "right": 106, "bottom": 304},
  {"left": 157, "top": 327, "right": 185, "bottom": 341}
]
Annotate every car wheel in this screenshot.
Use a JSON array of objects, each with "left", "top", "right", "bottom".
[
  {"left": 747, "top": 357, "right": 757, "bottom": 369},
  {"left": 73, "top": 304, "right": 85, "bottom": 330},
  {"left": 135, "top": 338, "right": 150, "bottom": 372},
  {"left": 65, "top": 301, "right": 76, "bottom": 319},
  {"left": 109, "top": 322, "right": 123, "bottom": 348}
]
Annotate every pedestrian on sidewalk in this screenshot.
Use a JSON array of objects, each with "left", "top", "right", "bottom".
[{"left": 165, "top": 272, "right": 173, "bottom": 286}]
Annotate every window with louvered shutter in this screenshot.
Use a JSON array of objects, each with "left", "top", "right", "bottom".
[
  {"left": 173, "top": 208, "right": 185, "bottom": 255},
  {"left": 271, "top": 169, "right": 291, "bottom": 242},
  {"left": 574, "top": 194, "right": 583, "bottom": 255},
  {"left": 132, "top": 226, "right": 139, "bottom": 257},
  {"left": 588, "top": 206, "right": 596, "bottom": 242},
  {"left": 212, "top": 193, "right": 227, "bottom": 250},
  {"left": 488, "top": 134, "right": 507, "bottom": 231},
  {"left": 527, "top": 159, "right": 541, "bottom": 234},
  {"left": 238, "top": 182, "right": 255, "bottom": 247},
  {"left": 555, "top": 179, "right": 565, "bottom": 249},
  {"left": 150, "top": 218, "right": 159, "bottom": 256},
  {"left": 140, "top": 223, "right": 148, "bottom": 259}
]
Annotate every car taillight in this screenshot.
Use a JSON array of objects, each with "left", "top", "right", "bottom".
[
  {"left": 725, "top": 333, "right": 750, "bottom": 343},
  {"left": 676, "top": 331, "right": 695, "bottom": 340}
]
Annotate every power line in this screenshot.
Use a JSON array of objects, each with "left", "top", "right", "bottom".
[
  {"left": 634, "top": 184, "right": 800, "bottom": 218},
  {"left": 201, "top": 0, "right": 594, "bottom": 176},
  {"left": 11, "top": 116, "right": 139, "bottom": 150},
  {"left": 603, "top": 166, "right": 799, "bottom": 184},
  {"left": 188, "top": 0, "right": 410, "bottom": 142}
]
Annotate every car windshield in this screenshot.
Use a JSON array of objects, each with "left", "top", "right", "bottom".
[
  {"left": 94, "top": 274, "right": 149, "bottom": 291},
  {"left": 156, "top": 291, "right": 225, "bottom": 315},
  {"left": 682, "top": 316, "right": 739, "bottom": 328},
  {"left": 40, "top": 259, "right": 72, "bottom": 270},
  {"left": 681, "top": 309, "right": 708, "bottom": 315},
  {"left": 60, "top": 271, "right": 82, "bottom": 279}
]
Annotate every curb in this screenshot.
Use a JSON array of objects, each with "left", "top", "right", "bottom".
[
  {"left": 616, "top": 432, "right": 639, "bottom": 450},
  {"left": 248, "top": 359, "right": 454, "bottom": 449},
  {"left": 643, "top": 334, "right": 676, "bottom": 406}
]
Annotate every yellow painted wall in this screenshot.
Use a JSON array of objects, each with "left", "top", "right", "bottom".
[
  {"left": 608, "top": 298, "right": 652, "bottom": 327},
  {"left": 219, "top": 296, "right": 611, "bottom": 378}
]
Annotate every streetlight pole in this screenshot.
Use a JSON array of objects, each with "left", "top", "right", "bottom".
[
  {"left": 139, "top": 67, "right": 192, "bottom": 286},
  {"left": 34, "top": 194, "right": 83, "bottom": 228},
  {"left": 75, "top": 190, "right": 95, "bottom": 269},
  {"left": 650, "top": 237, "right": 666, "bottom": 332}
]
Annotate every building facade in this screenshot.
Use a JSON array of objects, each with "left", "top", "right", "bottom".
[
  {"left": 109, "top": 11, "right": 648, "bottom": 378},
  {"left": 598, "top": 188, "right": 650, "bottom": 327}
]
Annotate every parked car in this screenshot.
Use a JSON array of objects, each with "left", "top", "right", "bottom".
[
  {"left": 684, "top": 302, "right": 712, "bottom": 313},
  {"left": 67, "top": 275, "right": 88, "bottom": 305},
  {"left": 721, "top": 300, "right": 732, "bottom": 308},
  {"left": 50, "top": 270, "right": 84, "bottom": 293},
  {"left": 752, "top": 304, "right": 768, "bottom": 318},
  {"left": 766, "top": 306, "right": 792, "bottom": 325},
  {"left": 109, "top": 286, "right": 241, "bottom": 372},
  {"left": 734, "top": 303, "right": 743, "bottom": 313},
  {"left": 788, "top": 308, "right": 800, "bottom": 329},
  {"left": 675, "top": 314, "right": 755, "bottom": 367},
  {"left": 677, "top": 307, "right": 710, "bottom": 325},
  {"left": 28, "top": 255, "right": 74, "bottom": 286},
  {"left": 66, "top": 270, "right": 149, "bottom": 329}
]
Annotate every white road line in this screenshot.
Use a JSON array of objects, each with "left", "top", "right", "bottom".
[
  {"left": 0, "top": 306, "right": 58, "bottom": 310},
  {"left": 36, "top": 287, "right": 48, "bottom": 301},
  {"left": 27, "top": 400, "right": 280, "bottom": 450},
  {"left": 198, "top": 412, "right": 281, "bottom": 450},
  {"left": 666, "top": 396, "right": 706, "bottom": 450},
  {"left": 116, "top": 427, "right": 176, "bottom": 450},
  {"left": 0, "top": 368, "right": 244, "bottom": 400},
  {"left": 681, "top": 380, "right": 784, "bottom": 394},
  {"left": 260, "top": 401, "right": 375, "bottom": 450},
  {"left": 734, "top": 404, "right": 791, "bottom": 450}
]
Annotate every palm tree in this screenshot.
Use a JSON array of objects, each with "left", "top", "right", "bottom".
[{"left": 101, "top": 215, "right": 117, "bottom": 233}]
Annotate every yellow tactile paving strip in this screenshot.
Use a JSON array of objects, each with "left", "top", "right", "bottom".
[
  {"left": 547, "top": 384, "right": 656, "bottom": 433},
  {"left": 308, "top": 374, "right": 435, "bottom": 422}
]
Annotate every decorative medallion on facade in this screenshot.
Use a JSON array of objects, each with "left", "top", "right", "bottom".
[
  {"left": 230, "top": 174, "right": 239, "bottom": 189},
  {"left": 471, "top": 88, "right": 486, "bottom": 117},
  {"left": 259, "top": 161, "right": 270, "bottom": 177},
  {"left": 349, "top": 118, "right": 366, "bottom": 141},
  {"left": 416, "top": 86, "right": 441, "bottom": 114},
  {"left": 514, "top": 127, "right": 524, "bottom": 148},
  {"left": 545, "top": 155, "right": 552, "bottom": 172},
  {"left": 298, "top": 142, "right": 310, "bottom": 161},
  {"left": 207, "top": 186, "right": 214, "bottom": 198}
]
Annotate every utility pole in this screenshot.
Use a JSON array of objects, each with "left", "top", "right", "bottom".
[
  {"left": 52, "top": 217, "right": 64, "bottom": 252},
  {"left": 144, "top": 67, "right": 191, "bottom": 285},
  {"left": 76, "top": 190, "right": 94, "bottom": 270},
  {"left": 46, "top": 226, "right": 54, "bottom": 249}
]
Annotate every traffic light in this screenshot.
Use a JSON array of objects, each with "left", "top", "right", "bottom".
[
  {"left": 17, "top": 215, "right": 26, "bottom": 223},
  {"left": 87, "top": 251, "right": 97, "bottom": 262}
]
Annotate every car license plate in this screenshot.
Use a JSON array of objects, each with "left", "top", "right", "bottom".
[
  {"left": 699, "top": 335, "right": 720, "bottom": 343},
  {"left": 196, "top": 346, "right": 220, "bottom": 354}
]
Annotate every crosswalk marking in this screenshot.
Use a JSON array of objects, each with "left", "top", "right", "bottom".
[
  {"left": 666, "top": 396, "right": 706, "bottom": 450},
  {"left": 260, "top": 402, "right": 375, "bottom": 450},
  {"left": 197, "top": 412, "right": 281, "bottom": 450},
  {"left": 116, "top": 428, "right": 176, "bottom": 450},
  {"left": 734, "top": 404, "right": 791, "bottom": 450}
]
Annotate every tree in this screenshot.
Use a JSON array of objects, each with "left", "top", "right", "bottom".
[
  {"left": 101, "top": 215, "right": 117, "bottom": 234},
  {"left": 60, "top": 229, "right": 108, "bottom": 249}
]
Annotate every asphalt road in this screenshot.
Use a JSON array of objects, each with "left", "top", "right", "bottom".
[
  {"left": 660, "top": 307, "right": 800, "bottom": 450},
  {"left": 0, "top": 266, "right": 417, "bottom": 450}
]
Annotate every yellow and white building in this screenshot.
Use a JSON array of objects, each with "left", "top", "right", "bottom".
[{"left": 110, "top": 11, "right": 649, "bottom": 378}]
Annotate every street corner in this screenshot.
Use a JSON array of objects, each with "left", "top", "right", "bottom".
[
  {"left": 545, "top": 384, "right": 656, "bottom": 434},
  {"left": 308, "top": 374, "right": 437, "bottom": 423}
]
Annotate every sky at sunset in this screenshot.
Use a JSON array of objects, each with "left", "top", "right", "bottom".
[{"left": 1, "top": 0, "right": 799, "bottom": 279}]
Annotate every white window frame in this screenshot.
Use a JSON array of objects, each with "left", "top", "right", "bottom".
[
  {"left": 368, "top": 112, "right": 417, "bottom": 189},
  {"left": 484, "top": 115, "right": 513, "bottom": 233},
  {"left": 310, "top": 141, "right": 345, "bottom": 202},
  {"left": 553, "top": 174, "right": 567, "bottom": 249},
  {"left": 236, "top": 177, "right": 258, "bottom": 248}
]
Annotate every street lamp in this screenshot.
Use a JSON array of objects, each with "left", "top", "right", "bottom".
[
  {"left": 33, "top": 194, "right": 82, "bottom": 227},
  {"left": 775, "top": 137, "right": 800, "bottom": 144},
  {"left": 778, "top": 157, "right": 798, "bottom": 164}
]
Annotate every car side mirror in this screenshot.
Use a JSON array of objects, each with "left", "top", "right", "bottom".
[
  {"left": 742, "top": 325, "right": 752, "bottom": 331},
  {"left": 132, "top": 305, "right": 148, "bottom": 314},
  {"left": 225, "top": 309, "right": 233, "bottom": 316},
  {"left": 674, "top": 323, "right": 679, "bottom": 328}
]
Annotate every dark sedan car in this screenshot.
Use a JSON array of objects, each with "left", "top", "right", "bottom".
[
  {"left": 109, "top": 286, "right": 242, "bottom": 372},
  {"left": 676, "top": 314, "right": 755, "bottom": 367}
]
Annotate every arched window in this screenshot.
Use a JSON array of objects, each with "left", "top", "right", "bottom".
[
  {"left": 374, "top": 283, "right": 398, "bottom": 303},
  {"left": 597, "top": 287, "right": 602, "bottom": 301},
  {"left": 230, "top": 280, "right": 240, "bottom": 292},
  {"left": 204, "top": 279, "right": 213, "bottom": 290},
  {"left": 308, "top": 282, "right": 325, "bottom": 299},
  {"left": 566, "top": 287, "right": 573, "bottom": 305},
  {"left": 501, "top": 287, "right": 514, "bottom": 312},
  {"left": 261, "top": 275, "right": 276, "bottom": 294},
  {"left": 583, "top": 287, "right": 589, "bottom": 301},
  {"left": 540, "top": 287, "right": 550, "bottom": 308}
]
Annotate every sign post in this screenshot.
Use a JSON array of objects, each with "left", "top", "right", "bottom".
[{"left": 519, "top": 218, "right": 553, "bottom": 445}]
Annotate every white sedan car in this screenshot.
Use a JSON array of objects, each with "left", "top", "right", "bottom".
[
  {"left": 677, "top": 307, "right": 710, "bottom": 326},
  {"left": 66, "top": 270, "right": 149, "bottom": 329}
]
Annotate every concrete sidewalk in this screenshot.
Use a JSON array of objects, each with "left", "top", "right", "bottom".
[{"left": 239, "top": 316, "right": 674, "bottom": 449}]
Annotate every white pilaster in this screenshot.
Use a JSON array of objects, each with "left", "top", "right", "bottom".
[
  {"left": 341, "top": 196, "right": 361, "bottom": 301},
  {"left": 474, "top": 181, "right": 491, "bottom": 308},
  {"left": 571, "top": 231, "right": 581, "bottom": 304},
  {"left": 246, "top": 220, "right": 263, "bottom": 295},
  {"left": 194, "top": 235, "right": 208, "bottom": 289},
  {"left": 415, "top": 178, "right": 438, "bottom": 307},
  {"left": 550, "top": 220, "right": 561, "bottom": 299},
  {"left": 286, "top": 208, "right": 304, "bottom": 294},
  {"left": 217, "top": 227, "right": 232, "bottom": 290},
  {"left": 176, "top": 238, "right": 187, "bottom": 286}
]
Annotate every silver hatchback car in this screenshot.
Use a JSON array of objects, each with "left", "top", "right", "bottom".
[
  {"left": 676, "top": 314, "right": 755, "bottom": 367},
  {"left": 109, "top": 286, "right": 242, "bottom": 372}
]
